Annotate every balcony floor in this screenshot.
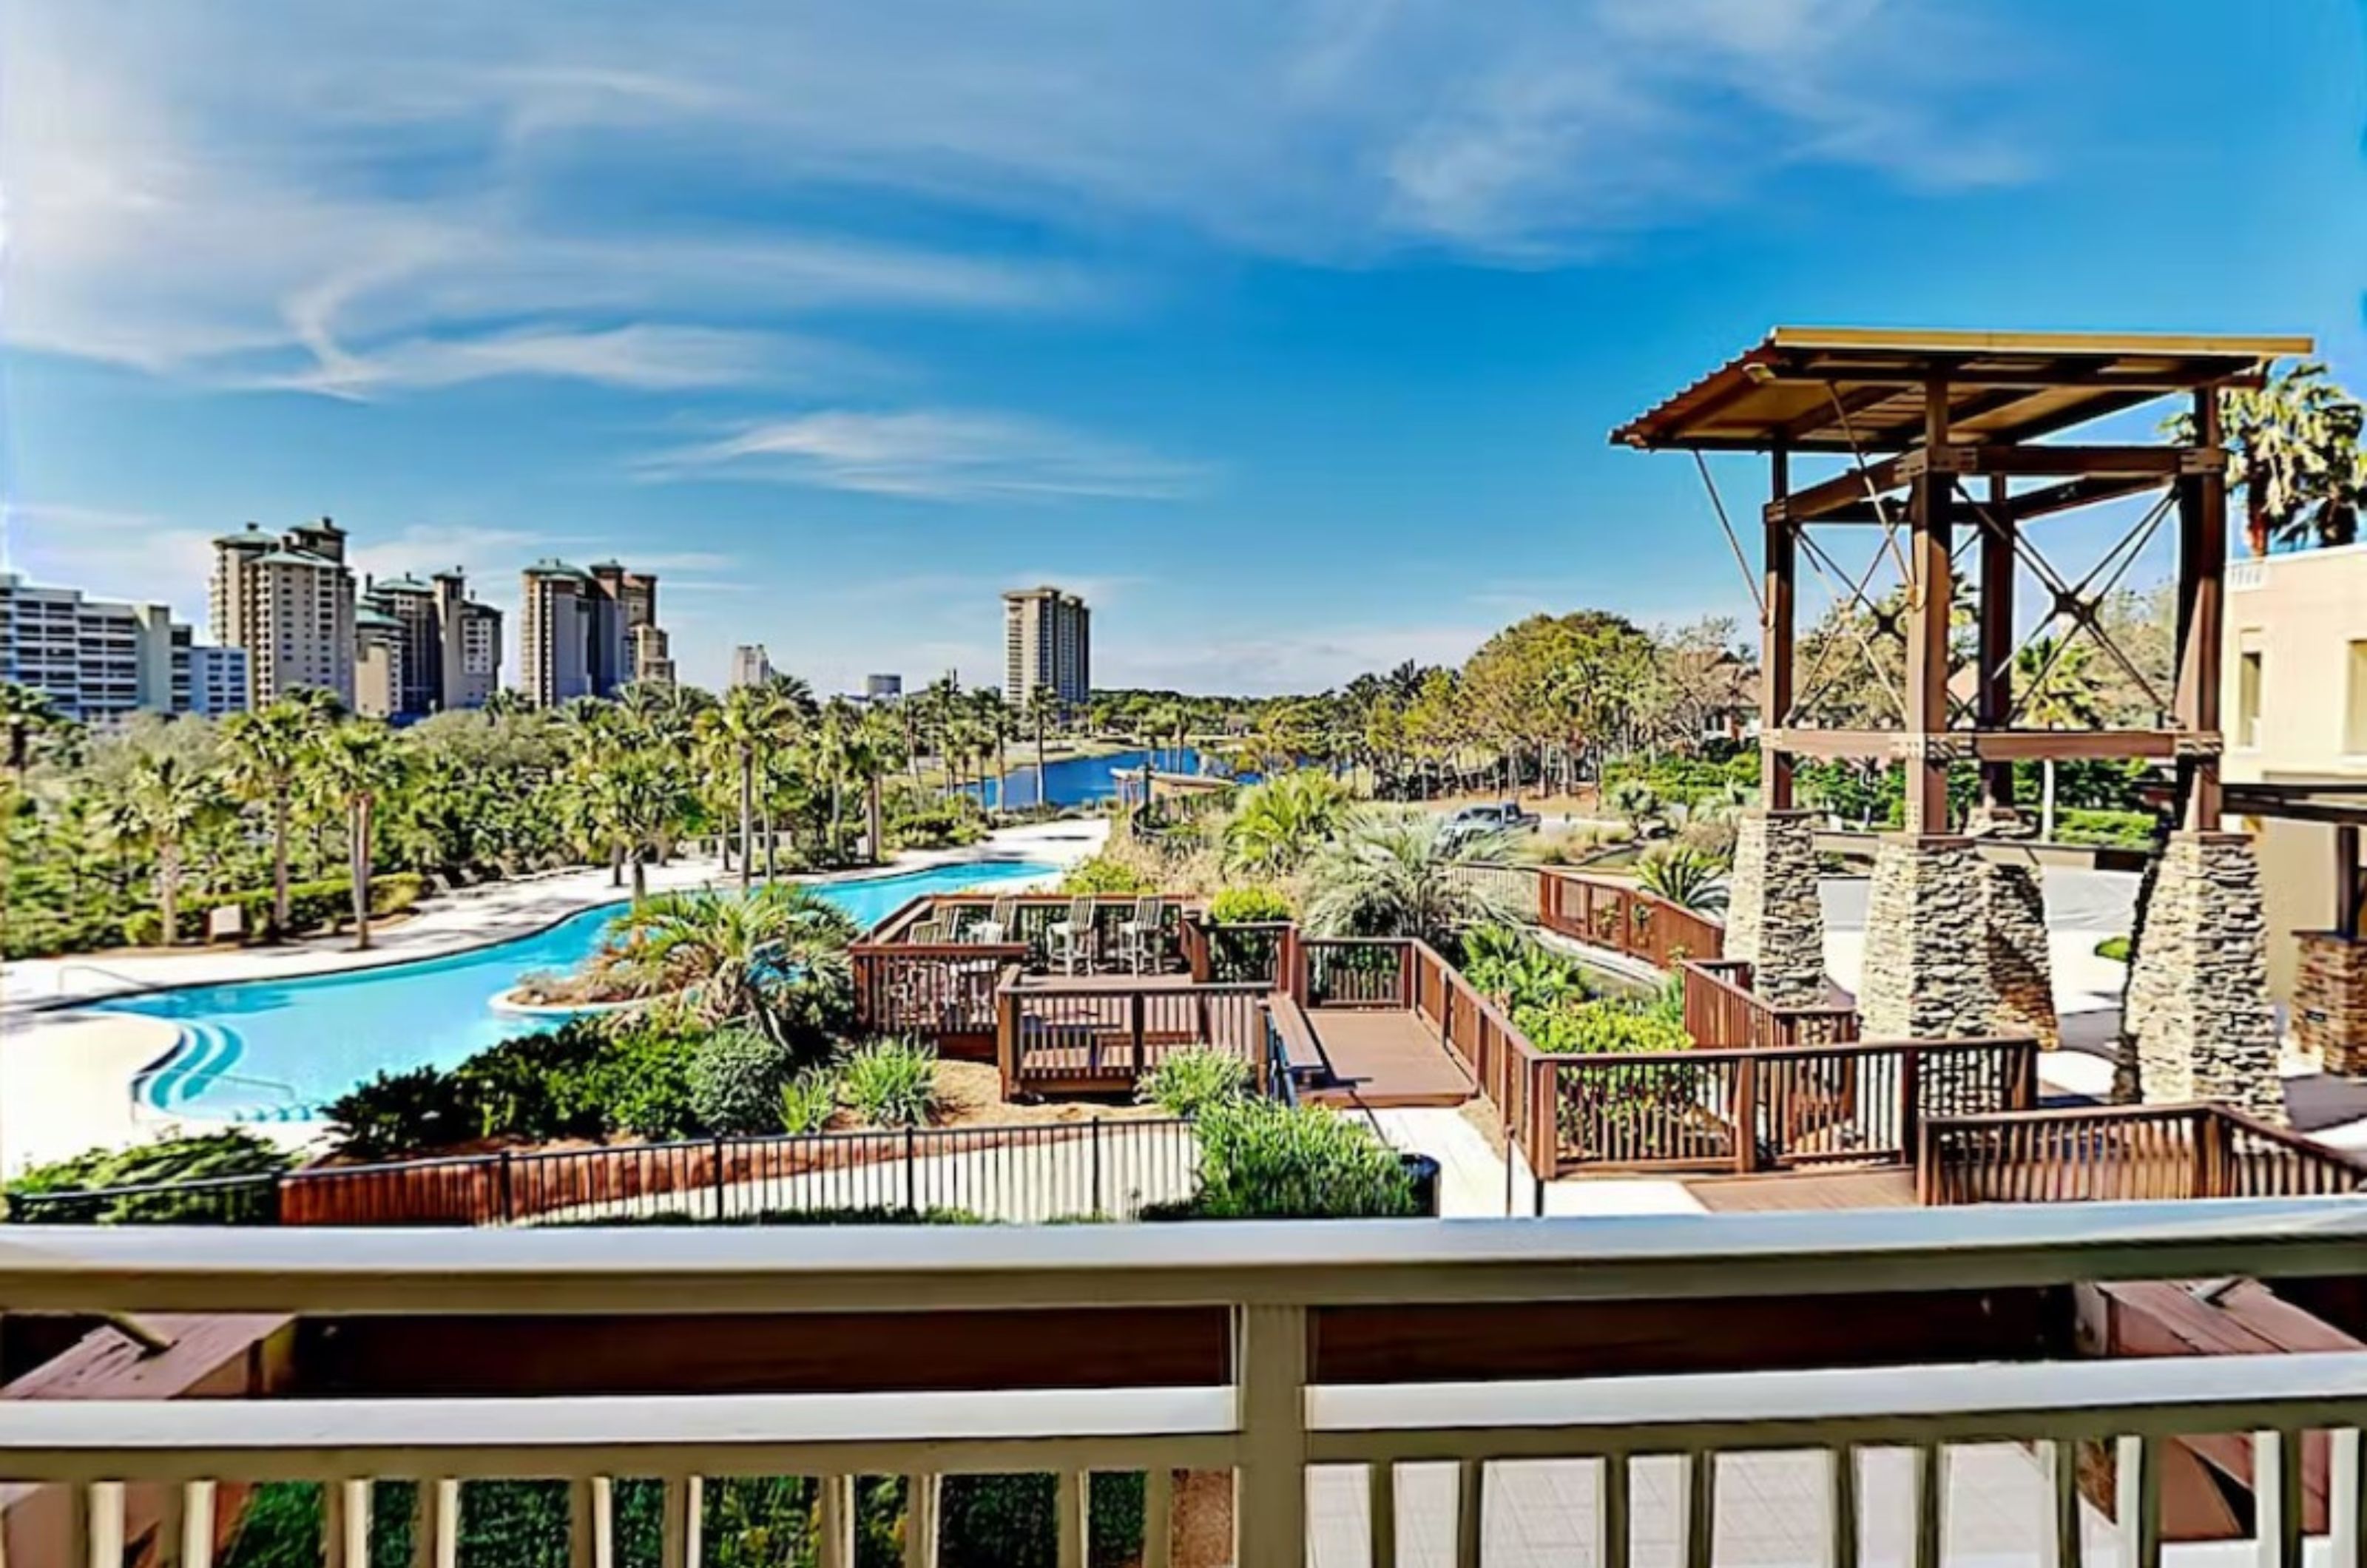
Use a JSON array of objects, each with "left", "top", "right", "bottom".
[{"left": 1680, "top": 1168, "right": 1918, "bottom": 1212}]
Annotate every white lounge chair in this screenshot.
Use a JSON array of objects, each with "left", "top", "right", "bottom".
[
  {"left": 1047, "top": 896, "right": 1096, "bottom": 976},
  {"left": 1118, "top": 895, "right": 1166, "bottom": 975}
]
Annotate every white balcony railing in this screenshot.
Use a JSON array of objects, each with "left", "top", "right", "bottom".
[{"left": 1, "top": 1201, "right": 2365, "bottom": 1566}]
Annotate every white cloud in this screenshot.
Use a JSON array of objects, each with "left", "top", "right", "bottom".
[
  {"left": 0, "top": 1, "right": 2042, "bottom": 388},
  {"left": 642, "top": 410, "right": 1209, "bottom": 501}
]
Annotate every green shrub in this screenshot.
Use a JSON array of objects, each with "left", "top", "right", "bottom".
[
  {"left": 589, "top": 1020, "right": 704, "bottom": 1140},
  {"left": 1208, "top": 883, "right": 1292, "bottom": 924},
  {"left": 841, "top": 1037, "right": 941, "bottom": 1129},
  {"left": 323, "top": 1067, "right": 477, "bottom": 1160},
  {"left": 687, "top": 1027, "right": 796, "bottom": 1135},
  {"left": 1137, "top": 1047, "right": 1252, "bottom": 1118},
  {"left": 1059, "top": 854, "right": 1154, "bottom": 895},
  {"left": 1525, "top": 998, "right": 1692, "bottom": 1057},
  {"left": 6, "top": 1129, "right": 294, "bottom": 1224},
  {"left": 1186, "top": 1099, "right": 1417, "bottom": 1219},
  {"left": 2056, "top": 808, "right": 2157, "bottom": 850},
  {"left": 777, "top": 1067, "right": 840, "bottom": 1135},
  {"left": 455, "top": 1022, "right": 612, "bottom": 1142}
]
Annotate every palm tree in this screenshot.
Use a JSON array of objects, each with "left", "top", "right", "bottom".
[
  {"left": 312, "top": 723, "right": 405, "bottom": 950},
  {"left": 810, "top": 697, "right": 860, "bottom": 862},
  {"left": 1300, "top": 809, "right": 1519, "bottom": 951},
  {"left": 220, "top": 699, "right": 314, "bottom": 937},
  {"left": 108, "top": 754, "right": 223, "bottom": 946},
  {"left": 853, "top": 706, "right": 905, "bottom": 862},
  {"left": 1223, "top": 770, "right": 1354, "bottom": 878},
  {"left": 2015, "top": 637, "right": 2105, "bottom": 840},
  {"left": 607, "top": 882, "right": 859, "bottom": 1038},
  {"left": 0, "top": 681, "right": 60, "bottom": 797},
  {"left": 1022, "top": 685, "right": 1061, "bottom": 812},
  {"left": 701, "top": 683, "right": 788, "bottom": 888},
  {"left": 2167, "top": 363, "right": 2366, "bottom": 555},
  {"left": 1636, "top": 843, "right": 1730, "bottom": 915}
]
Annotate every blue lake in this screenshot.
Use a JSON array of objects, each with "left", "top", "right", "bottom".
[
  {"left": 101, "top": 859, "right": 1056, "bottom": 1123},
  {"left": 978, "top": 747, "right": 1216, "bottom": 809}
]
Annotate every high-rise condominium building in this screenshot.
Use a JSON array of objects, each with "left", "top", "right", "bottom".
[
  {"left": 1002, "top": 587, "right": 1090, "bottom": 706},
  {"left": 519, "top": 559, "right": 667, "bottom": 706},
  {"left": 865, "top": 673, "right": 903, "bottom": 702},
  {"left": 0, "top": 574, "right": 248, "bottom": 719},
  {"left": 352, "top": 568, "right": 503, "bottom": 721},
  {"left": 729, "top": 645, "right": 774, "bottom": 689},
  {"left": 210, "top": 518, "right": 357, "bottom": 707}
]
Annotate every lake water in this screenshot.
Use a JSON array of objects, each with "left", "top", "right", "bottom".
[{"left": 976, "top": 747, "right": 1212, "bottom": 809}]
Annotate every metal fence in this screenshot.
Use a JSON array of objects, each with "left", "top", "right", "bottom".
[{"left": 7, "top": 1118, "right": 1204, "bottom": 1229}]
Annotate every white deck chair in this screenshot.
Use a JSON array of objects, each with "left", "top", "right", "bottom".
[
  {"left": 1118, "top": 895, "right": 1166, "bottom": 975},
  {"left": 1047, "top": 895, "right": 1097, "bottom": 976}
]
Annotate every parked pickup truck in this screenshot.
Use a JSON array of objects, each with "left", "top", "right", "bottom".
[{"left": 1443, "top": 801, "right": 1542, "bottom": 837}]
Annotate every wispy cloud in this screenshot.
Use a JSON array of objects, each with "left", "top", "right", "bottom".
[
  {"left": 641, "top": 410, "right": 1210, "bottom": 501},
  {"left": 0, "top": 2, "right": 2042, "bottom": 389}
]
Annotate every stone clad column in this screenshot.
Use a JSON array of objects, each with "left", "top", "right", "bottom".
[
  {"left": 1858, "top": 835, "right": 1997, "bottom": 1041},
  {"left": 2295, "top": 933, "right": 2367, "bottom": 1076},
  {"left": 1724, "top": 808, "right": 1825, "bottom": 1006},
  {"left": 2121, "top": 831, "right": 2282, "bottom": 1120},
  {"left": 1968, "top": 808, "right": 2059, "bottom": 1050}
]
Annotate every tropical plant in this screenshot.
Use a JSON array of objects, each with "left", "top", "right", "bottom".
[
  {"left": 777, "top": 1067, "right": 840, "bottom": 1135},
  {"left": 2013, "top": 635, "right": 2107, "bottom": 840},
  {"left": 1458, "top": 925, "right": 1594, "bottom": 1013},
  {"left": 220, "top": 697, "right": 318, "bottom": 937},
  {"left": 1635, "top": 843, "right": 1729, "bottom": 915},
  {"left": 1604, "top": 778, "right": 1662, "bottom": 835},
  {"left": 1222, "top": 769, "right": 1351, "bottom": 878},
  {"left": 1299, "top": 809, "right": 1519, "bottom": 951},
  {"left": 604, "top": 882, "right": 857, "bottom": 1038},
  {"left": 310, "top": 722, "right": 405, "bottom": 949},
  {"left": 1136, "top": 1046, "right": 1253, "bottom": 1118},
  {"left": 323, "top": 1066, "right": 478, "bottom": 1159},
  {"left": 840, "top": 1037, "right": 940, "bottom": 1129},
  {"left": 688, "top": 1026, "right": 797, "bottom": 1135},
  {"left": 106, "top": 753, "right": 225, "bottom": 946},
  {"left": 701, "top": 681, "right": 789, "bottom": 888},
  {"left": 1206, "top": 884, "right": 1293, "bottom": 925},
  {"left": 6, "top": 1129, "right": 295, "bottom": 1224},
  {"left": 1184, "top": 1099, "right": 1416, "bottom": 1220},
  {"left": 0, "top": 680, "right": 61, "bottom": 795},
  {"left": 2168, "top": 362, "right": 2366, "bottom": 554}
]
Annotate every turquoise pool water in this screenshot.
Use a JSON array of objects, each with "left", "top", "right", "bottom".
[{"left": 103, "top": 859, "right": 1056, "bottom": 1123}]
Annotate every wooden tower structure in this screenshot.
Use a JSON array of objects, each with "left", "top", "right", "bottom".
[{"left": 1615, "top": 328, "right": 2309, "bottom": 1115}]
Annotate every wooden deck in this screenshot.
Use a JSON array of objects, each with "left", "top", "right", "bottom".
[
  {"left": 1301, "top": 1009, "right": 1477, "bottom": 1110},
  {"left": 1681, "top": 1168, "right": 1917, "bottom": 1212}
]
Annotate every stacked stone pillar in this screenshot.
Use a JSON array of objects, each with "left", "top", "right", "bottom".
[
  {"left": 1859, "top": 836, "right": 1997, "bottom": 1041},
  {"left": 2292, "top": 933, "right": 2367, "bottom": 1076},
  {"left": 2119, "top": 831, "right": 2282, "bottom": 1121},
  {"left": 1724, "top": 809, "right": 1825, "bottom": 1005},
  {"left": 1968, "top": 808, "right": 2059, "bottom": 1050}
]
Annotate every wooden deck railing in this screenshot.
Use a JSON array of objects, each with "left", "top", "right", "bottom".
[
  {"left": 996, "top": 979, "right": 1271, "bottom": 1098},
  {"left": 1538, "top": 868, "right": 1725, "bottom": 968},
  {"left": 1545, "top": 1035, "right": 2040, "bottom": 1178},
  {"left": 1181, "top": 920, "right": 1294, "bottom": 988},
  {"left": 1681, "top": 959, "right": 1861, "bottom": 1050},
  {"left": 1917, "top": 1103, "right": 2367, "bottom": 1206},
  {"left": 1298, "top": 937, "right": 1414, "bottom": 1009}
]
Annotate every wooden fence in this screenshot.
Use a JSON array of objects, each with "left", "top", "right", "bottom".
[
  {"left": 996, "top": 979, "right": 1271, "bottom": 1097},
  {"left": 1681, "top": 959, "right": 1861, "bottom": 1050},
  {"left": 1544, "top": 1035, "right": 2039, "bottom": 1178},
  {"left": 1447, "top": 862, "right": 1726, "bottom": 970},
  {"left": 1917, "top": 1103, "right": 2367, "bottom": 1205}
]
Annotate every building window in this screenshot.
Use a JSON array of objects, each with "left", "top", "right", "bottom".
[
  {"left": 2238, "top": 650, "right": 2263, "bottom": 750},
  {"left": 2349, "top": 641, "right": 2367, "bottom": 756}
]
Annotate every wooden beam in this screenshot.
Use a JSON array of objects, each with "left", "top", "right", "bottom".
[
  {"left": 1768, "top": 727, "right": 2192, "bottom": 763},
  {"left": 1773, "top": 454, "right": 1913, "bottom": 524},
  {"left": 1799, "top": 473, "right": 2167, "bottom": 525},
  {"left": 1905, "top": 381, "right": 1954, "bottom": 833},
  {"left": 2175, "top": 389, "right": 2228, "bottom": 829},
  {"left": 1765, "top": 447, "right": 1796, "bottom": 808},
  {"left": 1978, "top": 474, "right": 2015, "bottom": 811}
]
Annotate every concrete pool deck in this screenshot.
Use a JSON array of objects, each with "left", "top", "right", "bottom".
[{"left": 0, "top": 821, "right": 1106, "bottom": 1172}]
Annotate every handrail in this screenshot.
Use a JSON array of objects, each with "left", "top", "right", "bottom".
[{"left": 1918, "top": 1101, "right": 2367, "bottom": 1205}]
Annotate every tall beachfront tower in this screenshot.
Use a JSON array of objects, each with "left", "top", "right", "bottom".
[
  {"left": 209, "top": 518, "right": 357, "bottom": 707},
  {"left": 1002, "top": 586, "right": 1090, "bottom": 706}
]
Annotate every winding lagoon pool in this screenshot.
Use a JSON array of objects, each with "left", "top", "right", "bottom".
[{"left": 102, "top": 859, "right": 1056, "bottom": 1123}]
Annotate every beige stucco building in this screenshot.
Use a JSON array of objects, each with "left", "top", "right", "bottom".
[{"left": 2221, "top": 541, "right": 2367, "bottom": 1004}]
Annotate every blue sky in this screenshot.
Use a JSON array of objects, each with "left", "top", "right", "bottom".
[{"left": 4, "top": 1, "right": 2364, "bottom": 695}]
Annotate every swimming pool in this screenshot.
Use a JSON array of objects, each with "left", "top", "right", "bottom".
[{"left": 104, "top": 859, "right": 1057, "bottom": 1123}]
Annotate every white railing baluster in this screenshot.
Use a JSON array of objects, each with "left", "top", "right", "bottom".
[
  {"left": 1368, "top": 1461, "right": 1396, "bottom": 1568},
  {"left": 1827, "top": 1445, "right": 1858, "bottom": 1568},
  {"left": 82, "top": 1481, "right": 123, "bottom": 1568},
  {"left": 326, "top": 1479, "right": 369, "bottom": 1568},
  {"left": 1234, "top": 1302, "right": 1309, "bottom": 1567},
  {"left": 2253, "top": 1430, "right": 2303, "bottom": 1568},
  {"left": 2040, "top": 1439, "right": 2079, "bottom": 1568},
  {"left": 592, "top": 1476, "right": 615, "bottom": 1568},
  {"left": 2116, "top": 1435, "right": 2160, "bottom": 1568},
  {"left": 661, "top": 1475, "right": 702, "bottom": 1568},
  {"left": 1144, "top": 1467, "right": 1175, "bottom": 1568},
  {"left": 819, "top": 1474, "right": 855, "bottom": 1568},
  {"left": 905, "top": 1473, "right": 939, "bottom": 1568},
  {"left": 181, "top": 1479, "right": 217, "bottom": 1568},
  {"left": 2331, "top": 1429, "right": 2364, "bottom": 1568},
  {"left": 1456, "top": 1459, "right": 1484, "bottom": 1568},
  {"left": 417, "top": 1478, "right": 457, "bottom": 1568},
  {"left": 1911, "top": 1444, "right": 1943, "bottom": 1568},
  {"left": 1685, "top": 1453, "right": 1716, "bottom": 1568},
  {"left": 1601, "top": 1456, "right": 1631, "bottom": 1568},
  {"left": 1057, "top": 1469, "right": 1089, "bottom": 1568}
]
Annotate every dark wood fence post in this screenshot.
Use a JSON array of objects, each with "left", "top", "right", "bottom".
[
  {"left": 1733, "top": 1056, "right": 1760, "bottom": 1174},
  {"left": 1900, "top": 1047, "right": 1925, "bottom": 1168},
  {"left": 712, "top": 1135, "right": 728, "bottom": 1222}
]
